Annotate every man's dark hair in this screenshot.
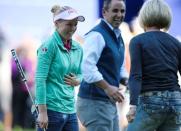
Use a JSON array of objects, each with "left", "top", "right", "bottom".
[{"left": 103, "top": 0, "right": 125, "bottom": 10}]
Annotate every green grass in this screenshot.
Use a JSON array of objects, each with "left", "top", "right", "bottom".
[
  {"left": 13, "top": 126, "right": 35, "bottom": 131},
  {"left": 0, "top": 122, "right": 35, "bottom": 131}
]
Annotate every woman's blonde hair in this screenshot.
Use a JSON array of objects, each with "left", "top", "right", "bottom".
[
  {"left": 51, "top": 5, "right": 72, "bottom": 16},
  {"left": 138, "top": 0, "right": 172, "bottom": 31}
]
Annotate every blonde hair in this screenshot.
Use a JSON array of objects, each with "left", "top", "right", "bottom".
[
  {"left": 138, "top": 0, "right": 172, "bottom": 31},
  {"left": 51, "top": 5, "right": 72, "bottom": 16}
]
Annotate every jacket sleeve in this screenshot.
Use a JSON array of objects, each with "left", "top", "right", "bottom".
[
  {"left": 35, "top": 41, "right": 55, "bottom": 104},
  {"left": 128, "top": 37, "right": 142, "bottom": 105}
]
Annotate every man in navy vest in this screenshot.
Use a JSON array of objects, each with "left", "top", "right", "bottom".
[{"left": 77, "top": 0, "right": 128, "bottom": 131}]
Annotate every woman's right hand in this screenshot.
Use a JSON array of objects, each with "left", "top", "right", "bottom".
[
  {"left": 64, "top": 73, "right": 80, "bottom": 86},
  {"left": 37, "top": 105, "right": 48, "bottom": 129}
]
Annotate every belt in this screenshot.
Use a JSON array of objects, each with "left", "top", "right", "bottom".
[{"left": 140, "top": 91, "right": 181, "bottom": 97}]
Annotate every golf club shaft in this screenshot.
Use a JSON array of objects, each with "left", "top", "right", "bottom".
[{"left": 11, "top": 49, "right": 46, "bottom": 131}]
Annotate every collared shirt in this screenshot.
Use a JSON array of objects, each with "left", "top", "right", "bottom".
[
  {"left": 103, "top": 19, "right": 121, "bottom": 38},
  {"left": 82, "top": 19, "right": 128, "bottom": 83}
]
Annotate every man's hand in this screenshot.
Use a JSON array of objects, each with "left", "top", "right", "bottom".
[
  {"left": 104, "top": 85, "right": 124, "bottom": 103},
  {"left": 94, "top": 80, "right": 124, "bottom": 103},
  {"left": 126, "top": 106, "right": 137, "bottom": 123}
]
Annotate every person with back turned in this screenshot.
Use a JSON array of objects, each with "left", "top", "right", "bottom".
[{"left": 126, "top": 0, "right": 181, "bottom": 130}]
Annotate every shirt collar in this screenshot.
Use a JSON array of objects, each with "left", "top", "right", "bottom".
[
  {"left": 102, "top": 19, "right": 121, "bottom": 38},
  {"left": 53, "top": 30, "right": 78, "bottom": 50}
]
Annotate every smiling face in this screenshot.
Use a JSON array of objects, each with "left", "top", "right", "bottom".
[
  {"left": 55, "top": 19, "right": 78, "bottom": 40},
  {"left": 103, "top": 0, "right": 126, "bottom": 28}
]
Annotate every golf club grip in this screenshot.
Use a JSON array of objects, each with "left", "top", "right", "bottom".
[{"left": 11, "top": 49, "right": 27, "bottom": 82}]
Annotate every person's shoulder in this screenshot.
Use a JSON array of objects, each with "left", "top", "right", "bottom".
[
  {"left": 131, "top": 33, "right": 144, "bottom": 41},
  {"left": 132, "top": 32, "right": 153, "bottom": 41},
  {"left": 38, "top": 36, "right": 55, "bottom": 52},
  {"left": 85, "top": 31, "right": 102, "bottom": 38},
  {"left": 170, "top": 36, "right": 181, "bottom": 49},
  {"left": 43, "top": 35, "right": 56, "bottom": 46},
  {"left": 166, "top": 33, "right": 181, "bottom": 43},
  {"left": 72, "top": 40, "right": 81, "bottom": 46},
  {"left": 85, "top": 21, "right": 104, "bottom": 36},
  {"left": 129, "top": 33, "right": 148, "bottom": 47},
  {"left": 84, "top": 31, "right": 105, "bottom": 45},
  {"left": 72, "top": 40, "right": 83, "bottom": 50}
]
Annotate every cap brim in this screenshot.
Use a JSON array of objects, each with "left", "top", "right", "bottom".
[
  {"left": 53, "top": 9, "right": 85, "bottom": 22},
  {"left": 63, "top": 15, "right": 85, "bottom": 22},
  {"left": 77, "top": 16, "right": 85, "bottom": 22}
]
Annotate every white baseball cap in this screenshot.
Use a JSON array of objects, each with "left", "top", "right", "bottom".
[{"left": 53, "top": 8, "right": 85, "bottom": 22}]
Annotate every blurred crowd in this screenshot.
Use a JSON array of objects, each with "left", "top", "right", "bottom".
[{"left": 0, "top": 27, "right": 37, "bottom": 131}]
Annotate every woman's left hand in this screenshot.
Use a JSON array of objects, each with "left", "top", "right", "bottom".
[{"left": 64, "top": 73, "right": 80, "bottom": 86}]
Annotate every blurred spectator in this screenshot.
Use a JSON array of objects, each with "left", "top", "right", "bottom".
[
  {"left": 129, "top": 17, "right": 144, "bottom": 36},
  {"left": 11, "top": 45, "right": 35, "bottom": 129},
  {"left": 0, "top": 27, "right": 13, "bottom": 131},
  {"left": 117, "top": 22, "right": 133, "bottom": 131}
]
